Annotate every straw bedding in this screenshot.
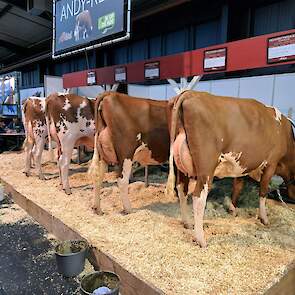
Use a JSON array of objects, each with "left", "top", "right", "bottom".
[{"left": 0, "top": 151, "right": 294, "bottom": 295}]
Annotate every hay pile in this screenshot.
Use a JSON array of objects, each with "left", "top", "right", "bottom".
[{"left": 0, "top": 151, "right": 294, "bottom": 294}]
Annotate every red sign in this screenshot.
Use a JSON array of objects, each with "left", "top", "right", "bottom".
[
  {"left": 203, "top": 48, "right": 227, "bottom": 72},
  {"left": 267, "top": 33, "right": 295, "bottom": 64}
]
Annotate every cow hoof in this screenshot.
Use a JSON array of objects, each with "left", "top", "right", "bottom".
[
  {"left": 192, "top": 237, "right": 207, "bottom": 248},
  {"left": 64, "top": 188, "right": 72, "bottom": 195},
  {"left": 259, "top": 216, "right": 269, "bottom": 226},
  {"left": 92, "top": 207, "right": 104, "bottom": 216},
  {"left": 38, "top": 174, "right": 46, "bottom": 181},
  {"left": 121, "top": 209, "right": 132, "bottom": 215},
  {"left": 183, "top": 222, "right": 194, "bottom": 230},
  {"left": 228, "top": 203, "right": 238, "bottom": 217}
]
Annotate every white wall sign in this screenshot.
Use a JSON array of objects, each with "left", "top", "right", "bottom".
[
  {"left": 87, "top": 71, "right": 96, "bottom": 86},
  {"left": 144, "top": 61, "right": 160, "bottom": 80},
  {"left": 115, "top": 66, "right": 127, "bottom": 82},
  {"left": 204, "top": 48, "right": 227, "bottom": 72},
  {"left": 268, "top": 33, "right": 295, "bottom": 64}
]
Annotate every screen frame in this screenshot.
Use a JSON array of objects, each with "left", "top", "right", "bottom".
[
  {"left": 1, "top": 104, "right": 18, "bottom": 117},
  {"left": 52, "top": 0, "right": 131, "bottom": 59}
]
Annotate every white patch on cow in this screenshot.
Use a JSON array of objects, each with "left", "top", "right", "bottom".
[
  {"left": 192, "top": 180, "right": 209, "bottom": 248},
  {"left": 201, "top": 181, "right": 209, "bottom": 198},
  {"left": 248, "top": 160, "right": 268, "bottom": 182},
  {"left": 266, "top": 105, "right": 282, "bottom": 123},
  {"left": 136, "top": 133, "right": 142, "bottom": 141},
  {"left": 63, "top": 98, "right": 71, "bottom": 111},
  {"left": 58, "top": 103, "right": 95, "bottom": 140},
  {"left": 39, "top": 99, "right": 46, "bottom": 113},
  {"left": 214, "top": 152, "right": 247, "bottom": 178},
  {"left": 133, "top": 142, "right": 159, "bottom": 165},
  {"left": 80, "top": 100, "right": 87, "bottom": 109}
]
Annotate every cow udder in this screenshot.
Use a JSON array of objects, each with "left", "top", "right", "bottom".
[
  {"left": 98, "top": 128, "right": 118, "bottom": 165},
  {"left": 173, "top": 131, "right": 195, "bottom": 176}
]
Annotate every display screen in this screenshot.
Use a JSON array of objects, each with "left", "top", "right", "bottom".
[
  {"left": 0, "top": 77, "right": 17, "bottom": 104},
  {"left": 2, "top": 104, "right": 18, "bottom": 116},
  {"left": 54, "top": 0, "right": 126, "bottom": 55}
]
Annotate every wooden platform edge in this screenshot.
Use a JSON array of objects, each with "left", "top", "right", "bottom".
[
  {"left": 264, "top": 261, "right": 295, "bottom": 295},
  {"left": 2, "top": 178, "right": 164, "bottom": 295}
]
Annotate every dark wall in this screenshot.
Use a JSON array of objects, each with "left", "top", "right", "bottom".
[{"left": 20, "top": 0, "right": 295, "bottom": 89}]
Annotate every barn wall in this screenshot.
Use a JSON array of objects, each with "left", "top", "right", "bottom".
[
  {"left": 128, "top": 72, "right": 295, "bottom": 118},
  {"left": 13, "top": 0, "right": 295, "bottom": 91}
]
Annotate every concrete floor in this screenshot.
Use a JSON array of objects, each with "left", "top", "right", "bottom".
[{"left": 0, "top": 197, "right": 82, "bottom": 295}]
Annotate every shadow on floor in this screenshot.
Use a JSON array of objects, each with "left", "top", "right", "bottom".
[{"left": 0, "top": 200, "right": 79, "bottom": 295}]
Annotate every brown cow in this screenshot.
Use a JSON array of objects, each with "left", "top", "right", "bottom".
[
  {"left": 74, "top": 10, "right": 93, "bottom": 41},
  {"left": 22, "top": 97, "right": 49, "bottom": 179},
  {"left": 46, "top": 93, "right": 96, "bottom": 194},
  {"left": 89, "top": 92, "right": 170, "bottom": 215},
  {"left": 166, "top": 90, "right": 295, "bottom": 247}
]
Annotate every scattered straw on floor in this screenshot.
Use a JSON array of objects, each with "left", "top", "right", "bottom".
[{"left": 0, "top": 151, "right": 294, "bottom": 295}]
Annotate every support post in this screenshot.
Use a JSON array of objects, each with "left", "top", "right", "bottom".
[
  {"left": 167, "top": 75, "right": 202, "bottom": 95},
  {"left": 105, "top": 84, "right": 119, "bottom": 92},
  {"left": 111, "top": 84, "right": 119, "bottom": 92}
]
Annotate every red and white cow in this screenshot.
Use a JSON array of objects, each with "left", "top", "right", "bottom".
[
  {"left": 46, "top": 93, "right": 96, "bottom": 194},
  {"left": 166, "top": 90, "right": 295, "bottom": 247},
  {"left": 89, "top": 92, "right": 170, "bottom": 215},
  {"left": 22, "top": 97, "right": 49, "bottom": 180}
]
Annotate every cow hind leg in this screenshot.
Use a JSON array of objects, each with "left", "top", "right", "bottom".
[
  {"left": 177, "top": 179, "right": 192, "bottom": 229},
  {"left": 192, "top": 175, "right": 212, "bottom": 248},
  {"left": 59, "top": 140, "right": 75, "bottom": 195},
  {"left": 24, "top": 138, "right": 34, "bottom": 177},
  {"left": 230, "top": 178, "right": 244, "bottom": 216},
  {"left": 31, "top": 144, "right": 36, "bottom": 168},
  {"left": 117, "top": 159, "right": 133, "bottom": 214},
  {"left": 258, "top": 165, "right": 276, "bottom": 225},
  {"left": 92, "top": 160, "right": 107, "bottom": 216},
  {"left": 34, "top": 136, "right": 46, "bottom": 180}
]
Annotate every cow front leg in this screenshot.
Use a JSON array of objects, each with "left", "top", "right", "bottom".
[
  {"left": 192, "top": 176, "right": 212, "bottom": 248},
  {"left": 230, "top": 178, "right": 244, "bottom": 216},
  {"left": 258, "top": 165, "right": 276, "bottom": 225},
  {"left": 117, "top": 159, "right": 133, "bottom": 214},
  {"left": 177, "top": 183, "right": 192, "bottom": 229}
]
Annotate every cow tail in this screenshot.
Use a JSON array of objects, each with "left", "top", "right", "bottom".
[
  {"left": 45, "top": 100, "right": 54, "bottom": 162},
  {"left": 21, "top": 99, "right": 28, "bottom": 150},
  {"left": 88, "top": 93, "right": 109, "bottom": 182},
  {"left": 165, "top": 92, "right": 188, "bottom": 197}
]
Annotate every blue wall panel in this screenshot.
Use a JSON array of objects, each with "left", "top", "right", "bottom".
[
  {"left": 253, "top": 0, "right": 295, "bottom": 36},
  {"left": 165, "top": 29, "right": 188, "bottom": 55},
  {"left": 195, "top": 20, "right": 221, "bottom": 49}
]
